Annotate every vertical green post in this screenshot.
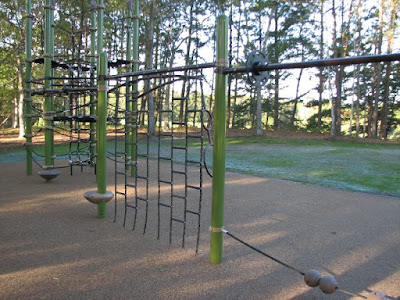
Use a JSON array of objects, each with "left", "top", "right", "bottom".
[
  {"left": 44, "top": 0, "right": 55, "bottom": 170},
  {"left": 131, "top": 0, "right": 139, "bottom": 177},
  {"left": 96, "top": 0, "right": 106, "bottom": 218},
  {"left": 97, "top": 0, "right": 104, "bottom": 57},
  {"left": 96, "top": 52, "right": 108, "bottom": 218},
  {"left": 89, "top": 1, "right": 97, "bottom": 164},
  {"left": 25, "top": 0, "right": 33, "bottom": 175},
  {"left": 125, "top": 0, "right": 133, "bottom": 170},
  {"left": 210, "top": 15, "right": 228, "bottom": 264}
]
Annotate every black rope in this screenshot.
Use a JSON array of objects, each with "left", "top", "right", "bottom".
[{"left": 223, "top": 229, "right": 305, "bottom": 276}]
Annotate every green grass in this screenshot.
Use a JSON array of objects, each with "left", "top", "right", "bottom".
[{"left": 1, "top": 135, "right": 399, "bottom": 197}]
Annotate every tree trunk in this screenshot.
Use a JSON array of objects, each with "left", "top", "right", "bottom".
[
  {"left": 17, "top": 52, "right": 25, "bottom": 138},
  {"left": 145, "top": 0, "right": 156, "bottom": 136},
  {"left": 371, "top": 0, "right": 384, "bottom": 138},
  {"left": 273, "top": 7, "right": 279, "bottom": 131},
  {"left": 317, "top": 0, "right": 324, "bottom": 131},
  {"left": 256, "top": 87, "right": 262, "bottom": 135},
  {"left": 379, "top": 0, "right": 395, "bottom": 139}
]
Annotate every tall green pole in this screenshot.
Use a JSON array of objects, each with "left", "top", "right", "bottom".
[
  {"left": 210, "top": 15, "right": 228, "bottom": 264},
  {"left": 131, "top": 0, "right": 139, "bottom": 177},
  {"left": 97, "top": 52, "right": 108, "bottom": 217},
  {"left": 97, "top": 0, "right": 106, "bottom": 218},
  {"left": 89, "top": 1, "right": 97, "bottom": 164},
  {"left": 126, "top": 0, "right": 133, "bottom": 170},
  {"left": 25, "top": 0, "right": 33, "bottom": 176},
  {"left": 44, "top": 0, "right": 55, "bottom": 171}
]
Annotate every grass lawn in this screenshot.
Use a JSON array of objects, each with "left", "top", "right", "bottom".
[{"left": 1, "top": 134, "right": 399, "bottom": 197}]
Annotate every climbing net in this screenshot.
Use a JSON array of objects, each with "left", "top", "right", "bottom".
[
  {"left": 24, "top": 2, "right": 129, "bottom": 176},
  {"left": 108, "top": 68, "right": 213, "bottom": 253}
]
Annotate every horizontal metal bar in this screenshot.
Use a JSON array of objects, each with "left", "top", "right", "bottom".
[
  {"left": 223, "top": 53, "right": 400, "bottom": 74},
  {"left": 106, "top": 62, "right": 215, "bottom": 80}
]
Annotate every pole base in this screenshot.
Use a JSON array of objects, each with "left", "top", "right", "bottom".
[
  {"left": 38, "top": 169, "right": 60, "bottom": 181},
  {"left": 83, "top": 190, "right": 114, "bottom": 204}
]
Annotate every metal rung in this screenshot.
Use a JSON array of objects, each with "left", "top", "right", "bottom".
[
  {"left": 187, "top": 160, "right": 201, "bottom": 165},
  {"left": 172, "top": 217, "right": 185, "bottom": 223},
  {"left": 159, "top": 179, "right": 172, "bottom": 184},
  {"left": 187, "top": 134, "right": 202, "bottom": 139},
  {"left": 186, "top": 209, "right": 200, "bottom": 216},
  {"left": 126, "top": 183, "right": 136, "bottom": 188},
  {"left": 159, "top": 156, "right": 172, "bottom": 161},
  {"left": 187, "top": 109, "right": 202, "bottom": 113},
  {"left": 172, "top": 194, "right": 185, "bottom": 200},
  {"left": 187, "top": 185, "right": 201, "bottom": 190},
  {"left": 116, "top": 191, "right": 126, "bottom": 196},
  {"left": 172, "top": 97, "right": 187, "bottom": 101},
  {"left": 126, "top": 203, "right": 137, "bottom": 209},
  {"left": 173, "top": 146, "right": 186, "bottom": 150},
  {"left": 116, "top": 171, "right": 125, "bottom": 175},
  {"left": 172, "top": 121, "right": 186, "bottom": 126},
  {"left": 137, "top": 196, "right": 148, "bottom": 202},
  {"left": 159, "top": 109, "right": 173, "bottom": 113},
  {"left": 136, "top": 175, "right": 148, "bottom": 180},
  {"left": 159, "top": 202, "right": 171, "bottom": 208},
  {"left": 172, "top": 170, "right": 185, "bottom": 175}
]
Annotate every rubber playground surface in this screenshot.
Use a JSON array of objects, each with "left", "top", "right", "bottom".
[{"left": 0, "top": 160, "right": 399, "bottom": 299}]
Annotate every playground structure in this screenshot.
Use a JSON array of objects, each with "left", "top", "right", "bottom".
[{"left": 23, "top": 0, "right": 400, "bottom": 298}]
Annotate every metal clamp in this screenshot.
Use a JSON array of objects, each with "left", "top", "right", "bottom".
[{"left": 209, "top": 227, "right": 226, "bottom": 233}]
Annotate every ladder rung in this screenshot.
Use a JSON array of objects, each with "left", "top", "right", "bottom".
[
  {"left": 159, "top": 179, "right": 172, "bottom": 184},
  {"left": 172, "top": 170, "right": 185, "bottom": 175},
  {"left": 172, "top": 97, "right": 186, "bottom": 101},
  {"left": 116, "top": 171, "right": 125, "bottom": 175},
  {"left": 187, "top": 109, "right": 202, "bottom": 113},
  {"left": 187, "top": 134, "right": 202, "bottom": 139},
  {"left": 116, "top": 191, "right": 126, "bottom": 196},
  {"left": 126, "top": 203, "right": 137, "bottom": 209},
  {"left": 172, "top": 194, "right": 185, "bottom": 200},
  {"left": 136, "top": 175, "right": 148, "bottom": 180},
  {"left": 137, "top": 196, "right": 148, "bottom": 202},
  {"left": 126, "top": 183, "right": 136, "bottom": 188},
  {"left": 187, "top": 160, "right": 201, "bottom": 165},
  {"left": 172, "top": 217, "right": 185, "bottom": 223},
  {"left": 186, "top": 209, "right": 200, "bottom": 216},
  {"left": 159, "top": 202, "right": 171, "bottom": 208},
  {"left": 187, "top": 185, "right": 201, "bottom": 190},
  {"left": 173, "top": 146, "right": 186, "bottom": 150},
  {"left": 159, "top": 156, "right": 172, "bottom": 161},
  {"left": 172, "top": 122, "right": 186, "bottom": 126}
]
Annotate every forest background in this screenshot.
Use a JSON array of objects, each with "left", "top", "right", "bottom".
[{"left": 0, "top": 0, "right": 399, "bottom": 140}]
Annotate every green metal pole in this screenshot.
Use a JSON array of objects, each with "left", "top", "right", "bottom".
[
  {"left": 90, "top": 1, "right": 97, "bottom": 164},
  {"left": 97, "top": 52, "right": 108, "bottom": 218},
  {"left": 96, "top": 0, "right": 106, "bottom": 218},
  {"left": 97, "top": 0, "right": 104, "bottom": 57},
  {"left": 131, "top": 0, "right": 139, "bottom": 177},
  {"left": 210, "top": 14, "right": 228, "bottom": 264},
  {"left": 126, "top": 0, "right": 133, "bottom": 170},
  {"left": 44, "top": 0, "right": 54, "bottom": 171},
  {"left": 25, "top": 0, "right": 33, "bottom": 176}
]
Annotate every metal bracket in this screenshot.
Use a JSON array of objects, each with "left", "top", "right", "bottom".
[{"left": 246, "top": 50, "right": 270, "bottom": 87}]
